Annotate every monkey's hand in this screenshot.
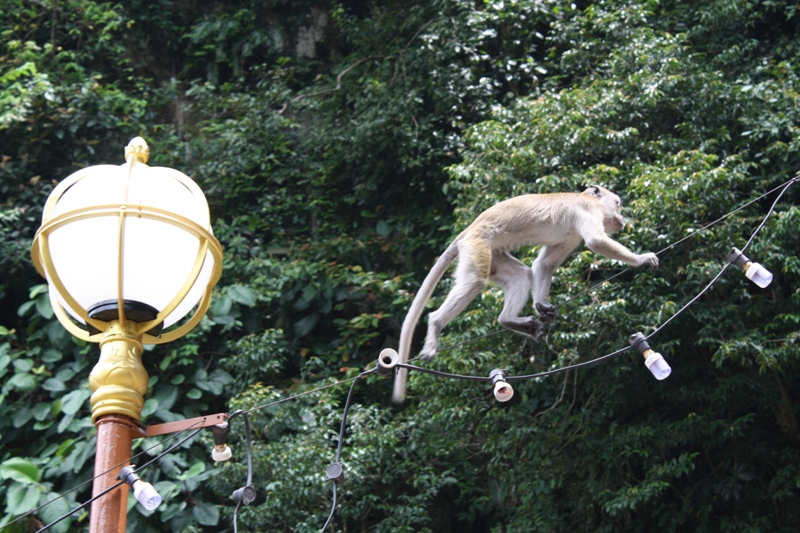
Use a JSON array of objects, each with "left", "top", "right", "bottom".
[
  {"left": 636, "top": 252, "right": 659, "bottom": 270},
  {"left": 534, "top": 302, "right": 558, "bottom": 323}
]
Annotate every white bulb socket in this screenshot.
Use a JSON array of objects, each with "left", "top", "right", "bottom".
[
  {"left": 377, "top": 348, "right": 399, "bottom": 376},
  {"left": 643, "top": 350, "right": 672, "bottom": 381},
  {"left": 744, "top": 262, "right": 773, "bottom": 288},
  {"left": 132, "top": 480, "right": 162, "bottom": 511},
  {"left": 212, "top": 444, "right": 232, "bottom": 462},
  {"left": 493, "top": 380, "right": 514, "bottom": 402}
]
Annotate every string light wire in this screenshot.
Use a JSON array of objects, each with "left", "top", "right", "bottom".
[
  {"left": 33, "top": 425, "right": 205, "bottom": 533},
  {"left": 400, "top": 174, "right": 797, "bottom": 383},
  {"left": 320, "top": 368, "right": 376, "bottom": 532},
  {"left": 4, "top": 417, "right": 209, "bottom": 532},
  {"left": 17, "top": 173, "right": 798, "bottom": 531}
]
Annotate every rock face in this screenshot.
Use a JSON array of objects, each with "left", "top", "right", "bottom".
[{"left": 295, "top": 7, "right": 330, "bottom": 59}]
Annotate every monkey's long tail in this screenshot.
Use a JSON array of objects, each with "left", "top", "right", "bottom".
[{"left": 392, "top": 240, "right": 460, "bottom": 403}]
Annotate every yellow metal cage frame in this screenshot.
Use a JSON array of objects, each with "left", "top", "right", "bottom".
[{"left": 30, "top": 139, "right": 223, "bottom": 345}]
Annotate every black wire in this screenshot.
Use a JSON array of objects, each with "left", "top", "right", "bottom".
[
  {"left": 5, "top": 417, "right": 211, "bottom": 531},
  {"left": 318, "top": 369, "right": 374, "bottom": 533},
  {"left": 741, "top": 176, "right": 797, "bottom": 252},
  {"left": 399, "top": 176, "right": 799, "bottom": 383},
  {"left": 33, "top": 427, "right": 205, "bottom": 533},
  {"left": 226, "top": 410, "right": 256, "bottom": 533},
  {"left": 228, "top": 410, "right": 254, "bottom": 487},
  {"left": 240, "top": 375, "right": 362, "bottom": 417},
  {"left": 335, "top": 370, "right": 374, "bottom": 462},
  {"left": 137, "top": 427, "right": 206, "bottom": 472},
  {"left": 233, "top": 501, "right": 242, "bottom": 533},
  {"left": 320, "top": 483, "right": 338, "bottom": 532},
  {"left": 33, "top": 481, "right": 125, "bottom": 533},
  {"left": 397, "top": 363, "right": 490, "bottom": 381}
]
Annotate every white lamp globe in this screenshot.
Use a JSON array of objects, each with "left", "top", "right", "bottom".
[{"left": 31, "top": 137, "right": 222, "bottom": 343}]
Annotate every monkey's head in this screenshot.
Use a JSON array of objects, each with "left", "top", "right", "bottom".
[{"left": 585, "top": 185, "right": 625, "bottom": 234}]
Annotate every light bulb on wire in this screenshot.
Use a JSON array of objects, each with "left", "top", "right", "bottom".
[
  {"left": 490, "top": 369, "right": 514, "bottom": 402},
  {"left": 727, "top": 247, "right": 773, "bottom": 288},
  {"left": 629, "top": 332, "right": 671, "bottom": 381},
  {"left": 118, "top": 465, "right": 162, "bottom": 511},
  {"left": 211, "top": 422, "right": 233, "bottom": 462}
]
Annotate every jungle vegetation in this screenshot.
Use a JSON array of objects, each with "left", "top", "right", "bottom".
[{"left": 1, "top": 0, "right": 799, "bottom": 531}]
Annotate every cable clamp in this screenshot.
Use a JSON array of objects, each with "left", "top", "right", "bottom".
[
  {"left": 232, "top": 484, "right": 257, "bottom": 505},
  {"left": 325, "top": 462, "right": 345, "bottom": 484}
]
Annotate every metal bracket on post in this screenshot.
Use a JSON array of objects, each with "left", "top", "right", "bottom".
[{"left": 138, "top": 412, "right": 228, "bottom": 438}]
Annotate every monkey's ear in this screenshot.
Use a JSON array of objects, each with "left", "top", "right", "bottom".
[{"left": 586, "top": 185, "right": 602, "bottom": 197}]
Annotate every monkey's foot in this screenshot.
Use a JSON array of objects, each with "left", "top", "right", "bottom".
[
  {"left": 500, "top": 316, "right": 544, "bottom": 339},
  {"left": 419, "top": 339, "right": 439, "bottom": 363},
  {"left": 535, "top": 302, "right": 557, "bottom": 323},
  {"left": 419, "top": 348, "right": 437, "bottom": 363}
]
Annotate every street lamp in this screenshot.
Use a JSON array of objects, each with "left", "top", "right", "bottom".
[{"left": 30, "top": 137, "right": 223, "bottom": 533}]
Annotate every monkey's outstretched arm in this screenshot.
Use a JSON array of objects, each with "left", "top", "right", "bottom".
[
  {"left": 583, "top": 233, "right": 659, "bottom": 269},
  {"left": 393, "top": 240, "right": 461, "bottom": 403},
  {"left": 577, "top": 209, "right": 659, "bottom": 269}
]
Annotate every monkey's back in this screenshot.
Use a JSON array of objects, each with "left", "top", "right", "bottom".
[{"left": 461, "top": 192, "right": 598, "bottom": 250}]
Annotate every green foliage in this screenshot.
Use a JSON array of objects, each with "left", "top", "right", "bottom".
[{"left": 2, "top": 0, "right": 800, "bottom": 532}]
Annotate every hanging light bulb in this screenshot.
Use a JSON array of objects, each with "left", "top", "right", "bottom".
[
  {"left": 211, "top": 422, "right": 233, "bottom": 462},
  {"left": 489, "top": 369, "right": 514, "bottom": 402},
  {"left": 118, "top": 465, "right": 162, "bottom": 511},
  {"left": 629, "top": 332, "right": 671, "bottom": 380},
  {"left": 727, "top": 247, "right": 773, "bottom": 288}
]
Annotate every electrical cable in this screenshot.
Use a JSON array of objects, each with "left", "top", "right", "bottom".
[
  {"left": 400, "top": 174, "right": 798, "bottom": 383},
  {"left": 658, "top": 173, "right": 798, "bottom": 257},
  {"left": 5, "top": 417, "right": 209, "bottom": 532},
  {"left": 227, "top": 410, "right": 254, "bottom": 489},
  {"left": 233, "top": 501, "right": 243, "bottom": 533},
  {"left": 319, "top": 368, "right": 376, "bottom": 532},
  {"left": 19, "top": 174, "right": 799, "bottom": 532},
  {"left": 228, "top": 410, "right": 256, "bottom": 533},
  {"left": 320, "top": 483, "right": 338, "bottom": 532},
  {"left": 239, "top": 375, "right": 363, "bottom": 417},
  {"left": 33, "top": 480, "right": 126, "bottom": 533},
  {"left": 33, "top": 426, "right": 205, "bottom": 533}
]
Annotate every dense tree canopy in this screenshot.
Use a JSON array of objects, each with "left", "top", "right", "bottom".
[{"left": 1, "top": 0, "right": 799, "bottom": 532}]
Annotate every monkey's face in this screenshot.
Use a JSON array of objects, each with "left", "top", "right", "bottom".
[
  {"left": 601, "top": 194, "right": 625, "bottom": 234},
  {"left": 585, "top": 185, "right": 626, "bottom": 233}
]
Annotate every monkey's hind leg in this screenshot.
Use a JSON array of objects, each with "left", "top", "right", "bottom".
[
  {"left": 491, "top": 252, "right": 545, "bottom": 339},
  {"left": 421, "top": 239, "right": 491, "bottom": 362}
]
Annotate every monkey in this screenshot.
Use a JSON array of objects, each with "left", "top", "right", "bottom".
[{"left": 392, "top": 185, "right": 658, "bottom": 403}]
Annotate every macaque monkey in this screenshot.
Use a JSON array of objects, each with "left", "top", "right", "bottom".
[{"left": 392, "top": 185, "right": 658, "bottom": 403}]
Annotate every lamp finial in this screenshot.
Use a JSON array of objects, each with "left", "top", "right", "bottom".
[{"left": 125, "top": 137, "right": 150, "bottom": 164}]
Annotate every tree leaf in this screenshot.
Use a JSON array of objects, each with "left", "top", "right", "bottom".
[
  {"left": 61, "top": 389, "right": 91, "bottom": 416},
  {"left": 4, "top": 483, "right": 41, "bottom": 515},
  {"left": 192, "top": 503, "right": 220, "bottom": 526},
  {"left": 0, "top": 457, "right": 41, "bottom": 483}
]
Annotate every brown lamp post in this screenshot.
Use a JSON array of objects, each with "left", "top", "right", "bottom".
[{"left": 30, "top": 137, "right": 223, "bottom": 533}]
